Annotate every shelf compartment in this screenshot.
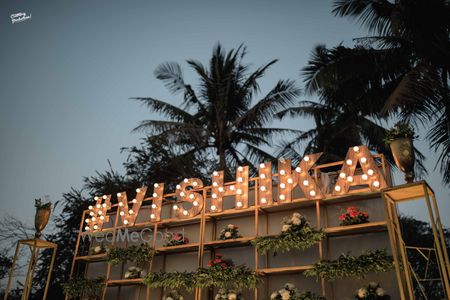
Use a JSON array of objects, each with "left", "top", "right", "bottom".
[
  {"left": 75, "top": 253, "right": 107, "bottom": 262},
  {"left": 107, "top": 278, "right": 144, "bottom": 287},
  {"left": 203, "top": 237, "right": 254, "bottom": 249},
  {"left": 207, "top": 207, "right": 256, "bottom": 220},
  {"left": 155, "top": 243, "right": 200, "bottom": 254},
  {"left": 257, "top": 265, "right": 313, "bottom": 275},
  {"left": 325, "top": 221, "right": 387, "bottom": 237}
]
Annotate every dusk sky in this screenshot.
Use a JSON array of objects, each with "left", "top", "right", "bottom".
[{"left": 1, "top": 0, "right": 448, "bottom": 227}]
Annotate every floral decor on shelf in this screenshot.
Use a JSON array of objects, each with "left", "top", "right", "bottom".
[
  {"left": 107, "top": 243, "right": 155, "bottom": 266},
  {"left": 304, "top": 249, "right": 393, "bottom": 281},
  {"left": 252, "top": 212, "right": 325, "bottom": 254},
  {"left": 164, "top": 232, "right": 189, "bottom": 247},
  {"left": 124, "top": 266, "right": 147, "bottom": 279},
  {"left": 163, "top": 290, "right": 184, "bottom": 300},
  {"left": 355, "top": 282, "right": 390, "bottom": 299},
  {"left": 207, "top": 254, "right": 234, "bottom": 268},
  {"left": 89, "top": 243, "right": 108, "bottom": 255},
  {"left": 219, "top": 224, "right": 241, "bottom": 240},
  {"left": 270, "top": 283, "right": 324, "bottom": 300},
  {"left": 215, "top": 288, "right": 243, "bottom": 300},
  {"left": 62, "top": 276, "right": 104, "bottom": 300},
  {"left": 339, "top": 207, "right": 369, "bottom": 226}
]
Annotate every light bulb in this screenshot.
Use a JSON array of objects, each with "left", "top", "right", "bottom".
[
  {"left": 193, "top": 201, "right": 199, "bottom": 206},
  {"left": 123, "top": 220, "right": 128, "bottom": 225},
  {"left": 309, "top": 190, "right": 316, "bottom": 196},
  {"left": 193, "top": 181, "right": 198, "bottom": 187},
  {"left": 98, "top": 211, "right": 102, "bottom": 215},
  {"left": 183, "top": 210, "right": 188, "bottom": 216},
  {"left": 261, "top": 198, "right": 267, "bottom": 203},
  {"left": 90, "top": 212, "right": 94, "bottom": 216},
  {"left": 213, "top": 182, "right": 218, "bottom": 187},
  {"left": 189, "top": 194, "right": 194, "bottom": 199},
  {"left": 102, "top": 203, "right": 107, "bottom": 208},
  {"left": 236, "top": 189, "right": 242, "bottom": 195},
  {"left": 260, "top": 186, "right": 266, "bottom": 191},
  {"left": 85, "top": 226, "right": 89, "bottom": 231},
  {"left": 334, "top": 185, "right": 341, "bottom": 192},
  {"left": 173, "top": 204, "right": 178, "bottom": 210},
  {"left": 150, "top": 214, "right": 155, "bottom": 219},
  {"left": 260, "top": 163, "right": 265, "bottom": 168},
  {"left": 368, "top": 169, "right": 374, "bottom": 176},
  {"left": 120, "top": 211, "right": 125, "bottom": 216},
  {"left": 128, "top": 209, "right": 134, "bottom": 214},
  {"left": 279, "top": 194, "right": 285, "bottom": 200},
  {"left": 280, "top": 183, "right": 286, "bottom": 189},
  {"left": 238, "top": 166, "right": 243, "bottom": 172},
  {"left": 362, "top": 174, "right": 368, "bottom": 180},
  {"left": 295, "top": 167, "right": 301, "bottom": 173},
  {"left": 361, "top": 157, "right": 367, "bottom": 164},
  {"left": 151, "top": 204, "right": 157, "bottom": 209},
  {"left": 230, "top": 185, "right": 235, "bottom": 191},
  {"left": 100, "top": 216, "right": 105, "bottom": 220},
  {"left": 280, "top": 170, "right": 286, "bottom": 175},
  {"left": 303, "top": 180, "right": 309, "bottom": 186},
  {"left": 218, "top": 187, "right": 224, "bottom": 192},
  {"left": 212, "top": 193, "right": 217, "bottom": 199},
  {"left": 180, "top": 192, "right": 185, "bottom": 197},
  {"left": 373, "top": 181, "right": 380, "bottom": 187},
  {"left": 347, "top": 176, "right": 353, "bottom": 182},
  {"left": 85, "top": 219, "right": 90, "bottom": 223},
  {"left": 353, "top": 146, "right": 359, "bottom": 152},
  {"left": 213, "top": 171, "right": 218, "bottom": 176},
  {"left": 211, "top": 205, "right": 216, "bottom": 211},
  {"left": 260, "top": 174, "right": 266, "bottom": 179},
  {"left": 117, "top": 193, "right": 122, "bottom": 197},
  {"left": 184, "top": 178, "right": 189, "bottom": 183},
  {"left": 96, "top": 204, "right": 101, "bottom": 208},
  {"left": 304, "top": 156, "right": 310, "bottom": 162},
  {"left": 236, "top": 201, "right": 243, "bottom": 207},
  {"left": 153, "top": 193, "right": 158, "bottom": 198},
  {"left": 102, "top": 195, "right": 107, "bottom": 199},
  {"left": 339, "top": 172, "right": 346, "bottom": 179},
  {"left": 136, "top": 188, "right": 141, "bottom": 193},
  {"left": 176, "top": 184, "right": 181, "bottom": 189},
  {"left": 94, "top": 196, "right": 99, "bottom": 200},
  {"left": 119, "top": 202, "right": 123, "bottom": 207},
  {"left": 132, "top": 199, "right": 137, "bottom": 203},
  {"left": 287, "top": 178, "right": 293, "bottom": 184},
  {"left": 346, "top": 159, "right": 352, "bottom": 165},
  {"left": 91, "top": 217, "right": 96, "bottom": 221},
  {"left": 154, "top": 183, "right": 159, "bottom": 188},
  {"left": 237, "top": 177, "right": 243, "bottom": 182},
  {"left": 93, "top": 225, "right": 98, "bottom": 229},
  {"left": 88, "top": 205, "right": 93, "bottom": 210}
]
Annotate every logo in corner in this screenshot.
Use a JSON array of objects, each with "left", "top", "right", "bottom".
[{"left": 11, "top": 12, "right": 32, "bottom": 24}]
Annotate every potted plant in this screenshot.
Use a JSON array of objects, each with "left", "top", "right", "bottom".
[
  {"left": 384, "top": 122, "right": 417, "bottom": 183},
  {"left": 34, "top": 198, "right": 52, "bottom": 238}
]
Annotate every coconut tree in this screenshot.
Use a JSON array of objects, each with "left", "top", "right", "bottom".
[
  {"left": 327, "top": 0, "right": 450, "bottom": 183},
  {"left": 131, "top": 44, "right": 300, "bottom": 176}
]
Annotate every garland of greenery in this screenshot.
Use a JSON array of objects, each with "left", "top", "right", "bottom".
[
  {"left": 143, "top": 271, "right": 196, "bottom": 291},
  {"left": 62, "top": 277, "right": 104, "bottom": 300},
  {"left": 304, "top": 249, "right": 394, "bottom": 281},
  {"left": 252, "top": 213, "right": 325, "bottom": 254},
  {"left": 107, "top": 243, "right": 155, "bottom": 265}
]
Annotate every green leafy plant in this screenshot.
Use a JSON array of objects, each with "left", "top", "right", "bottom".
[
  {"left": 252, "top": 213, "right": 325, "bottom": 254},
  {"left": 304, "top": 249, "right": 394, "bottom": 281},
  {"left": 339, "top": 207, "right": 369, "bottom": 226},
  {"left": 62, "top": 277, "right": 104, "bottom": 300},
  {"left": 355, "top": 282, "right": 390, "bottom": 299},
  {"left": 384, "top": 122, "right": 417, "bottom": 145},
  {"left": 107, "top": 243, "right": 155, "bottom": 266},
  {"left": 143, "top": 271, "right": 196, "bottom": 291},
  {"left": 270, "top": 283, "right": 324, "bottom": 300},
  {"left": 219, "top": 224, "right": 241, "bottom": 240}
]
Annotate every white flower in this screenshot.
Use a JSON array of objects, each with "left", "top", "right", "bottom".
[
  {"left": 281, "top": 293, "right": 290, "bottom": 300},
  {"left": 180, "top": 296, "right": 184, "bottom": 300},
  {"left": 270, "top": 292, "right": 278, "bottom": 299},
  {"left": 291, "top": 217, "right": 301, "bottom": 225},
  {"left": 215, "top": 294, "right": 221, "bottom": 300},
  {"left": 166, "top": 297, "right": 173, "bottom": 300},
  {"left": 129, "top": 266, "right": 137, "bottom": 271},
  {"left": 285, "top": 283, "right": 295, "bottom": 290},
  {"left": 225, "top": 232, "right": 232, "bottom": 238},
  {"left": 357, "top": 288, "right": 368, "bottom": 298},
  {"left": 369, "top": 282, "right": 378, "bottom": 289},
  {"left": 228, "top": 224, "right": 235, "bottom": 229},
  {"left": 375, "top": 288, "right": 386, "bottom": 297},
  {"left": 292, "top": 213, "right": 301, "bottom": 219},
  {"left": 124, "top": 271, "right": 130, "bottom": 279},
  {"left": 228, "top": 293, "right": 237, "bottom": 300},
  {"left": 282, "top": 224, "right": 291, "bottom": 232},
  {"left": 140, "top": 270, "right": 147, "bottom": 277},
  {"left": 94, "top": 246, "right": 101, "bottom": 253}
]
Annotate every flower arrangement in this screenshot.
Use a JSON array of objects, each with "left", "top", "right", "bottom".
[
  {"left": 89, "top": 243, "right": 108, "bottom": 255},
  {"left": 207, "top": 254, "right": 234, "bottom": 268},
  {"left": 107, "top": 243, "right": 155, "bottom": 266},
  {"left": 339, "top": 207, "right": 369, "bottom": 226},
  {"left": 215, "top": 288, "right": 243, "bottom": 300},
  {"left": 219, "top": 224, "right": 241, "bottom": 240},
  {"left": 304, "top": 249, "right": 394, "bottom": 281},
  {"left": 62, "top": 277, "right": 104, "bottom": 300},
  {"left": 164, "top": 232, "right": 189, "bottom": 247},
  {"left": 355, "top": 282, "right": 390, "bottom": 299},
  {"left": 163, "top": 290, "right": 184, "bottom": 300},
  {"left": 270, "top": 283, "right": 324, "bottom": 300},
  {"left": 252, "top": 212, "right": 325, "bottom": 254},
  {"left": 124, "top": 266, "right": 147, "bottom": 279},
  {"left": 384, "top": 122, "right": 417, "bottom": 145}
]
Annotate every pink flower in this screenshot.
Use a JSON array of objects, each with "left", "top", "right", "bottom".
[
  {"left": 214, "top": 258, "right": 222, "bottom": 264},
  {"left": 339, "top": 214, "right": 346, "bottom": 221},
  {"left": 349, "top": 211, "right": 358, "bottom": 218},
  {"left": 363, "top": 212, "right": 369, "bottom": 218},
  {"left": 221, "top": 263, "right": 228, "bottom": 268},
  {"left": 207, "top": 261, "right": 212, "bottom": 267}
]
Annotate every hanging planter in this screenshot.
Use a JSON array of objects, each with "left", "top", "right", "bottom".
[{"left": 384, "top": 122, "right": 417, "bottom": 183}]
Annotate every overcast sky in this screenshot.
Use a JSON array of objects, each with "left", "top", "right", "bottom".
[{"left": 0, "top": 0, "right": 448, "bottom": 227}]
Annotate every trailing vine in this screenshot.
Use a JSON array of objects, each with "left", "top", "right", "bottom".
[
  {"left": 62, "top": 277, "right": 105, "bottom": 300},
  {"left": 143, "top": 271, "right": 196, "bottom": 291},
  {"left": 304, "top": 249, "right": 394, "bottom": 281},
  {"left": 107, "top": 243, "right": 155, "bottom": 265},
  {"left": 252, "top": 213, "right": 325, "bottom": 254}
]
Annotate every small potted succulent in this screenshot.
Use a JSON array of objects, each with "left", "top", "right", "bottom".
[
  {"left": 34, "top": 198, "right": 52, "bottom": 238},
  {"left": 384, "top": 122, "right": 417, "bottom": 183}
]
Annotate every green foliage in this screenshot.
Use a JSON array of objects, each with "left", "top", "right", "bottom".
[
  {"left": 384, "top": 122, "right": 417, "bottom": 145},
  {"left": 107, "top": 243, "right": 155, "bottom": 266},
  {"left": 252, "top": 213, "right": 325, "bottom": 254},
  {"left": 304, "top": 249, "right": 394, "bottom": 281},
  {"left": 0, "top": 251, "right": 12, "bottom": 280},
  {"left": 143, "top": 271, "right": 196, "bottom": 291},
  {"left": 62, "top": 277, "right": 104, "bottom": 300}
]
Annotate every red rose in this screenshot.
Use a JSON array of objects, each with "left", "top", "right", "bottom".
[
  {"left": 207, "top": 261, "right": 212, "bottom": 266},
  {"left": 339, "top": 214, "right": 345, "bottom": 221},
  {"left": 363, "top": 212, "right": 369, "bottom": 218},
  {"left": 347, "top": 207, "right": 358, "bottom": 212},
  {"left": 221, "top": 263, "right": 228, "bottom": 268},
  {"left": 214, "top": 258, "right": 222, "bottom": 264},
  {"left": 349, "top": 211, "right": 358, "bottom": 218}
]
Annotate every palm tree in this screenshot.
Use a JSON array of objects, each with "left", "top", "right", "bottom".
[
  {"left": 278, "top": 45, "right": 426, "bottom": 174},
  {"left": 326, "top": 0, "right": 450, "bottom": 183},
  {"left": 131, "top": 44, "right": 300, "bottom": 176}
]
